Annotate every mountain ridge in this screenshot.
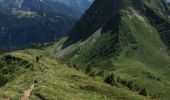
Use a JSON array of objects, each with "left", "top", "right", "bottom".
[
  {"left": 51, "top": 0, "right": 170, "bottom": 99},
  {"left": 0, "top": 0, "right": 170, "bottom": 99},
  {"left": 63, "top": 0, "right": 170, "bottom": 48}
]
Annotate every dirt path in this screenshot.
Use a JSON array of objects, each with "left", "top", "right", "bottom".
[
  {"left": 2, "top": 96, "right": 10, "bottom": 100},
  {"left": 21, "top": 82, "right": 36, "bottom": 100}
]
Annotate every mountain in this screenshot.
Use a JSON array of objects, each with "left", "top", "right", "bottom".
[
  {"left": 0, "top": 12, "right": 76, "bottom": 50},
  {"left": 0, "top": 0, "right": 92, "bottom": 50},
  {"left": 0, "top": 0, "right": 92, "bottom": 18},
  {"left": 52, "top": 0, "right": 170, "bottom": 99},
  {"left": 55, "top": 0, "right": 92, "bottom": 17},
  {"left": 63, "top": 0, "right": 170, "bottom": 47},
  {"left": 1, "top": 0, "right": 170, "bottom": 99},
  {"left": 20, "top": 0, "right": 82, "bottom": 18}
]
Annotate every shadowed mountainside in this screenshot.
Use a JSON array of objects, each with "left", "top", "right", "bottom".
[{"left": 52, "top": 0, "right": 170, "bottom": 99}]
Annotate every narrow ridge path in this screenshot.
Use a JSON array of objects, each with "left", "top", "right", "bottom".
[
  {"left": 21, "top": 79, "right": 37, "bottom": 100},
  {"left": 2, "top": 96, "right": 10, "bottom": 100}
]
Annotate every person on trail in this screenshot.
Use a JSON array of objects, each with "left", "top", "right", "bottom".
[
  {"left": 36, "top": 56, "right": 42, "bottom": 62},
  {"left": 36, "top": 56, "right": 40, "bottom": 62}
]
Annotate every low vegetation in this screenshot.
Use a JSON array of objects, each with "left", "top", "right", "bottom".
[{"left": 0, "top": 49, "right": 147, "bottom": 100}]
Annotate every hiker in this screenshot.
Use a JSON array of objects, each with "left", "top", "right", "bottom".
[
  {"left": 36, "top": 55, "right": 42, "bottom": 62},
  {"left": 36, "top": 56, "right": 40, "bottom": 62}
]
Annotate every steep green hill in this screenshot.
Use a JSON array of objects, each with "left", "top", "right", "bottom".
[
  {"left": 51, "top": 0, "right": 170, "bottom": 99},
  {"left": 0, "top": 49, "right": 147, "bottom": 100}
]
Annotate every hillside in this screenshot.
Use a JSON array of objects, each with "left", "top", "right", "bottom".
[
  {"left": 20, "top": 0, "right": 81, "bottom": 18},
  {"left": 0, "top": 12, "right": 76, "bottom": 50},
  {"left": 0, "top": 0, "right": 91, "bottom": 18},
  {"left": 0, "top": 0, "right": 170, "bottom": 99},
  {"left": 51, "top": 0, "right": 170, "bottom": 99},
  {"left": 0, "top": 0, "right": 92, "bottom": 50},
  {"left": 55, "top": 0, "right": 92, "bottom": 17},
  {"left": 0, "top": 49, "right": 147, "bottom": 100}
]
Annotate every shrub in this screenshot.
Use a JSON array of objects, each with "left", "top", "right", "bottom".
[
  {"left": 80, "top": 85, "right": 97, "bottom": 91},
  {"left": 119, "top": 79, "right": 128, "bottom": 86},
  {"left": 0, "top": 74, "right": 8, "bottom": 86},
  {"left": 66, "top": 62, "right": 71, "bottom": 68},
  {"left": 139, "top": 87, "right": 147, "bottom": 96},
  {"left": 89, "top": 71, "right": 96, "bottom": 77},
  {"left": 97, "top": 70, "right": 104, "bottom": 77},
  {"left": 73, "top": 64, "right": 80, "bottom": 70},
  {"left": 127, "top": 80, "right": 135, "bottom": 90},
  {"left": 104, "top": 73, "right": 116, "bottom": 85},
  {"left": 85, "top": 65, "right": 92, "bottom": 74},
  {"left": 117, "top": 76, "right": 120, "bottom": 83}
]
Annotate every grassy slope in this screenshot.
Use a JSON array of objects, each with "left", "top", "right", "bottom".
[
  {"left": 51, "top": 8, "right": 170, "bottom": 99},
  {"left": 104, "top": 10, "right": 170, "bottom": 99},
  {"left": 0, "top": 49, "right": 147, "bottom": 100},
  {"left": 103, "top": 10, "right": 170, "bottom": 99}
]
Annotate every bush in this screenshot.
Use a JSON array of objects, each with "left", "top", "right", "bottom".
[
  {"left": 80, "top": 85, "right": 97, "bottom": 91},
  {"left": 73, "top": 64, "right": 80, "bottom": 71},
  {"left": 139, "top": 87, "right": 147, "bottom": 96},
  {"left": 127, "top": 80, "right": 135, "bottom": 90},
  {"left": 85, "top": 65, "right": 92, "bottom": 74},
  {"left": 88, "top": 71, "right": 96, "bottom": 77},
  {"left": 66, "top": 62, "right": 71, "bottom": 68},
  {"left": 0, "top": 74, "right": 8, "bottom": 86},
  {"left": 117, "top": 76, "right": 120, "bottom": 82},
  {"left": 104, "top": 73, "right": 116, "bottom": 85},
  {"left": 97, "top": 70, "right": 104, "bottom": 77}
]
